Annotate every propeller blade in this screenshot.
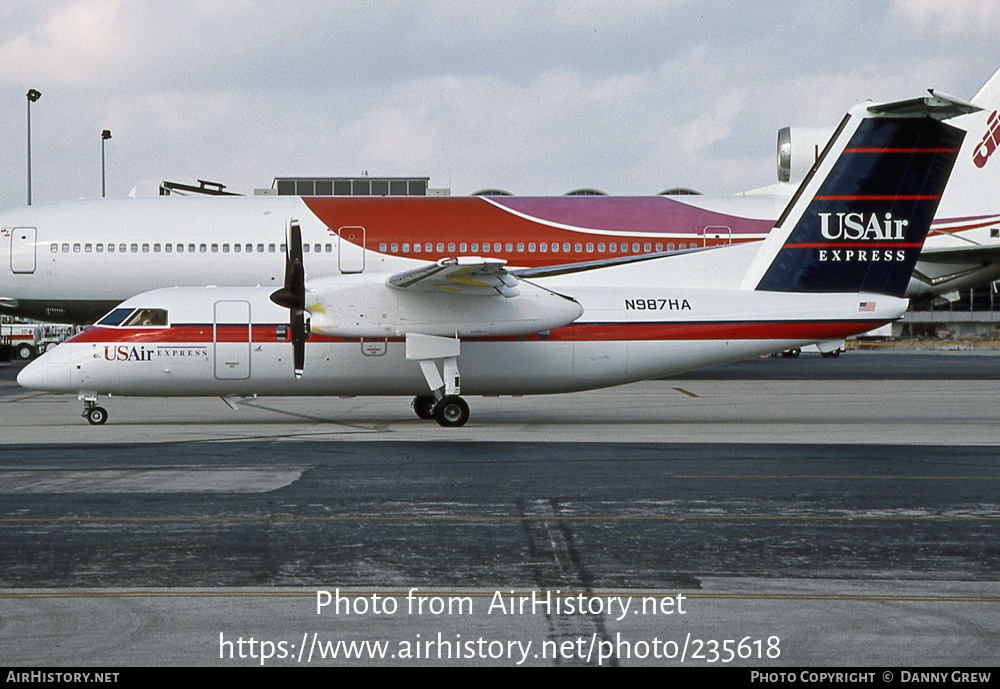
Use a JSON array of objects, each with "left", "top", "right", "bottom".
[
  {"left": 291, "top": 307, "right": 307, "bottom": 378},
  {"left": 270, "top": 221, "right": 304, "bottom": 310},
  {"left": 270, "top": 220, "right": 308, "bottom": 378}
]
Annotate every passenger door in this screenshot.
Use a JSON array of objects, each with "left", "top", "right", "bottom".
[
  {"left": 10, "top": 227, "right": 36, "bottom": 274},
  {"left": 214, "top": 300, "right": 251, "bottom": 380}
]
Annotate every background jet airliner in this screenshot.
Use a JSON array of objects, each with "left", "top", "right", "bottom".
[
  {"left": 2, "top": 68, "right": 998, "bottom": 326},
  {"left": 18, "top": 93, "right": 973, "bottom": 426}
]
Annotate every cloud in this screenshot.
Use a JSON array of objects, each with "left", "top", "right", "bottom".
[
  {"left": 890, "top": 0, "right": 1000, "bottom": 35},
  {"left": 2, "top": 1, "right": 999, "bottom": 207}
]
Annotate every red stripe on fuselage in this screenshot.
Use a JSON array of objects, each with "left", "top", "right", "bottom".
[
  {"left": 782, "top": 242, "right": 923, "bottom": 249},
  {"left": 843, "top": 148, "right": 959, "bottom": 154},
  {"left": 813, "top": 195, "right": 941, "bottom": 201},
  {"left": 68, "top": 320, "right": 884, "bottom": 346}
]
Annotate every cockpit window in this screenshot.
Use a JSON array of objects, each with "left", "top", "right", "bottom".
[
  {"left": 121, "top": 309, "right": 168, "bottom": 327},
  {"left": 97, "top": 308, "right": 136, "bottom": 326}
]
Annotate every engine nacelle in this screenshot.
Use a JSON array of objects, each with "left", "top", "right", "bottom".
[
  {"left": 306, "top": 280, "right": 583, "bottom": 339},
  {"left": 777, "top": 126, "right": 835, "bottom": 184}
]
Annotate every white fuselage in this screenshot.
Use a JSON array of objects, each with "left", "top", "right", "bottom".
[{"left": 18, "top": 275, "right": 906, "bottom": 399}]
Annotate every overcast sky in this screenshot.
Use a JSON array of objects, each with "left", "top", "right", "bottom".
[{"left": 2, "top": 0, "right": 999, "bottom": 207}]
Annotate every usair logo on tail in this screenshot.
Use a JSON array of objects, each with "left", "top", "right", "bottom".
[
  {"left": 819, "top": 212, "right": 908, "bottom": 241},
  {"left": 974, "top": 110, "right": 999, "bottom": 168}
]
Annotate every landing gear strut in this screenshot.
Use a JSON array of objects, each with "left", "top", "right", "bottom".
[{"left": 408, "top": 333, "right": 471, "bottom": 428}]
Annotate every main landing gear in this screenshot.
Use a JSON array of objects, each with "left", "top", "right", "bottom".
[
  {"left": 412, "top": 394, "right": 471, "bottom": 427},
  {"left": 81, "top": 396, "right": 109, "bottom": 425},
  {"left": 407, "top": 333, "right": 471, "bottom": 427}
]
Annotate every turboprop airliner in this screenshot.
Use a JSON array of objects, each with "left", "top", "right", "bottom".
[
  {"left": 17, "top": 92, "right": 974, "bottom": 426},
  {"left": 2, "top": 70, "right": 999, "bottom": 326}
]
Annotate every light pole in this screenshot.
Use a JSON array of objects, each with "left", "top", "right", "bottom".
[
  {"left": 26, "top": 89, "right": 41, "bottom": 206},
  {"left": 101, "top": 130, "right": 112, "bottom": 197}
]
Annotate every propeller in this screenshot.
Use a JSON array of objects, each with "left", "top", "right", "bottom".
[{"left": 269, "top": 220, "right": 308, "bottom": 378}]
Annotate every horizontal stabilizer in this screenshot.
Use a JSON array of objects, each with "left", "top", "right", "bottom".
[{"left": 867, "top": 90, "right": 980, "bottom": 120}]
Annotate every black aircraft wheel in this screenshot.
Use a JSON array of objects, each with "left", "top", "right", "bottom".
[
  {"left": 781, "top": 348, "right": 801, "bottom": 358},
  {"left": 412, "top": 395, "right": 437, "bottom": 420},
  {"left": 86, "top": 406, "right": 109, "bottom": 426},
  {"left": 434, "top": 395, "right": 470, "bottom": 428}
]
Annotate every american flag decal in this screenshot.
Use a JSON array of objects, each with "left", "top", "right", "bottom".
[{"left": 859, "top": 301, "right": 876, "bottom": 312}]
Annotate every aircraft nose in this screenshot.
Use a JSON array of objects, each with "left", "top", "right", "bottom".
[
  {"left": 16, "top": 346, "right": 73, "bottom": 392},
  {"left": 16, "top": 356, "right": 47, "bottom": 390}
]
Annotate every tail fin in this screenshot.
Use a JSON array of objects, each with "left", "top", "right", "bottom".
[
  {"left": 742, "top": 93, "right": 974, "bottom": 296},
  {"left": 927, "top": 66, "right": 1000, "bottom": 221}
]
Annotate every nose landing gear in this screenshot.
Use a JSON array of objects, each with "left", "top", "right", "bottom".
[{"left": 80, "top": 394, "right": 109, "bottom": 425}]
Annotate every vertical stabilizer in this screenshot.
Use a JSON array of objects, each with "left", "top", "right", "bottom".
[{"left": 743, "top": 95, "right": 973, "bottom": 297}]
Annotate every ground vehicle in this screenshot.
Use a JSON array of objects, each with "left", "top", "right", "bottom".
[
  {"left": 1, "top": 322, "right": 42, "bottom": 360},
  {"left": 1, "top": 321, "right": 76, "bottom": 360}
]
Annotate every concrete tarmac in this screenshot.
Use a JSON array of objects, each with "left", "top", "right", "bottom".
[{"left": 1, "top": 354, "right": 998, "bottom": 667}]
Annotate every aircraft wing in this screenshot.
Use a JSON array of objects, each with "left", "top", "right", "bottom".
[
  {"left": 387, "top": 257, "right": 520, "bottom": 297},
  {"left": 918, "top": 245, "right": 1000, "bottom": 264}
]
